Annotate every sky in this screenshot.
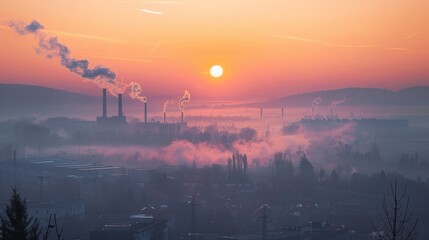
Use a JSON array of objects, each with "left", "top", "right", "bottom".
[{"left": 0, "top": 0, "right": 428, "bottom": 100}]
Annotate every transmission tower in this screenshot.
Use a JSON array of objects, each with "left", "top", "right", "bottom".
[
  {"left": 188, "top": 195, "right": 199, "bottom": 240},
  {"left": 257, "top": 204, "right": 271, "bottom": 240}
]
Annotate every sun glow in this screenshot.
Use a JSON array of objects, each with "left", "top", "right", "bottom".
[{"left": 210, "top": 65, "right": 223, "bottom": 78}]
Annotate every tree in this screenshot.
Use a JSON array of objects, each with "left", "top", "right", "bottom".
[
  {"left": 319, "top": 168, "right": 326, "bottom": 182},
  {"left": 330, "top": 170, "right": 340, "bottom": 186},
  {"left": 239, "top": 127, "right": 257, "bottom": 142},
  {"left": 372, "top": 178, "right": 418, "bottom": 240},
  {"left": 299, "top": 154, "right": 314, "bottom": 182},
  {"left": 1, "top": 188, "right": 40, "bottom": 240}
]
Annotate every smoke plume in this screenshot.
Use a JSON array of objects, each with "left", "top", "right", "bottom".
[
  {"left": 331, "top": 98, "right": 346, "bottom": 106},
  {"left": 179, "top": 90, "right": 191, "bottom": 112},
  {"left": 7, "top": 20, "right": 44, "bottom": 34},
  {"left": 7, "top": 20, "right": 124, "bottom": 95},
  {"left": 311, "top": 97, "right": 322, "bottom": 114},
  {"left": 163, "top": 100, "right": 170, "bottom": 113},
  {"left": 312, "top": 97, "right": 322, "bottom": 108},
  {"left": 129, "top": 82, "right": 147, "bottom": 102}
]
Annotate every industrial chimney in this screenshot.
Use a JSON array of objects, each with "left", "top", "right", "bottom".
[
  {"left": 181, "top": 111, "right": 184, "bottom": 123},
  {"left": 281, "top": 108, "right": 284, "bottom": 118},
  {"left": 102, "top": 88, "right": 107, "bottom": 118},
  {"left": 260, "top": 108, "right": 263, "bottom": 120},
  {"left": 164, "top": 112, "right": 166, "bottom": 124},
  {"left": 118, "top": 94, "right": 123, "bottom": 117},
  {"left": 144, "top": 102, "right": 148, "bottom": 123}
]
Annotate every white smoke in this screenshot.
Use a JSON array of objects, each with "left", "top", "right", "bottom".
[
  {"left": 7, "top": 20, "right": 125, "bottom": 95},
  {"left": 179, "top": 90, "right": 191, "bottom": 112},
  {"left": 129, "top": 82, "right": 147, "bottom": 102},
  {"left": 331, "top": 98, "right": 346, "bottom": 106}
]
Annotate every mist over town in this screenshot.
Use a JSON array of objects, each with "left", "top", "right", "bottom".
[{"left": 1, "top": 1, "right": 429, "bottom": 240}]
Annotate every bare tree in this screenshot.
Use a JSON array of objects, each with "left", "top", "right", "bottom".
[{"left": 372, "top": 178, "right": 418, "bottom": 240}]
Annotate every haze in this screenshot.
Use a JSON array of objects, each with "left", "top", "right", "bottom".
[
  {"left": 1, "top": 0, "right": 428, "bottom": 100},
  {"left": 1, "top": 1, "right": 429, "bottom": 240}
]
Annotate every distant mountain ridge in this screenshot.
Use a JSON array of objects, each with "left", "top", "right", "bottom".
[
  {"left": 0, "top": 83, "right": 96, "bottom": 105},
  {"left": 0, "top": 83, "right": 109, "bottom": 118},
  {"left": 248, "top": 86, "right": 429, "bottom": 108},
  {"left": 0, "top": 84, "right": 428, "bottom": 118},
  {"left": 0, "top": 83, "right": 165, "bottom": 119}
]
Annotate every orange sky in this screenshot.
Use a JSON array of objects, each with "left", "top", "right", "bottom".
[{"left": 0, "top": 0, "right": 428, "bottom": 100}]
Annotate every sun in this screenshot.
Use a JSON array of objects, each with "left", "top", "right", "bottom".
[{"left": 210, "top": 65, "right": 223, "bottom": 78}]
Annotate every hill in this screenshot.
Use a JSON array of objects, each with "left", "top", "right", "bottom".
[
  {"left": 0, "top": 84, "right": 108, "bottom": 118},
  {"left": 245, "top": 86, "right": 429, "bottom": 108}
]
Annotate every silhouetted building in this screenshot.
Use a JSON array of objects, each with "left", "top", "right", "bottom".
[
  {"left": 90, "top": 215, "right": 169, "bottom": 240},
  {"left": 97, "top": 89, "right": 126, "bottom": 127}
]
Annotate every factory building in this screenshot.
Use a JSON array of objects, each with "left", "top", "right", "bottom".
[
  {"left": 96, "top": 89, "right": 127, "bottom": 127},
  {"left": 95, "top": 88, "right": 188, "bottom": 139}
]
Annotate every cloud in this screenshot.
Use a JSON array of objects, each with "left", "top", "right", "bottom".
[
  {"left": 272, "top": 35, "right": 409, "bottom": 52},
  {"left": 139, "top": 8, "right": 164, "bottom": 15},
  {"left": 47, "top": 30, "right": 127, "bottom": 44}
]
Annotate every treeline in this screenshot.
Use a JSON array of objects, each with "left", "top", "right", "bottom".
[{"left": 0, "top": 118, "right": 259, "bottom": 152}]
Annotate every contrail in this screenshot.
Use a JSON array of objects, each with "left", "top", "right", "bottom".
[
  {"left": 272, "top": 35, "right": 380, "bottom": 49},
  {"left": 139, "top": 9, "right": 164, "bottom": 15},
  {"left": 404, "top": 32, "right": 419, "bottom": 40},
  {"left": 1, "top": 24, "right": 127, "bottom": 44},
  {"left": 47, "top": 30, "right": 126, "bottom": 44},
  {"left": 7, "top": 20, "right": 124, "bottom": 95},
  {"left": 272, "top": 35, "right": 409, "bottom": 51}
]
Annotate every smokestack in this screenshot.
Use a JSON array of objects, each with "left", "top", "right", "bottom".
[
  {"left": 281, "top": 108, "right": 284, "bottom": 118},
  {"left": 260, "top": 108, "right": 263, "bottom": 120},
  {"left": 118, "top": 94, "right": 123, "bottom": 117},
  {"left": 144, "top": 102, "right": 148, "bottom": 123},
  {"left": 102, "top": 88, "right": 107, "bottom": 117},
  {"left": 331, "top": 107, "right": 333, "bottom": 116},
  {"left": 164, "top": 112, "right": 166, "bottom": 124},
  {"left": 179, "top": 90, "right": 190, "bottom": 123}
]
